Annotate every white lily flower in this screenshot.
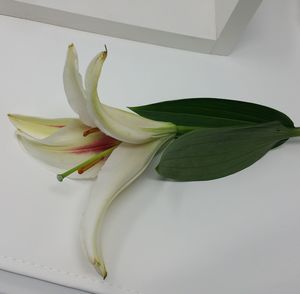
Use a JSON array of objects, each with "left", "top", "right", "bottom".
[
  {"left": 8, "top": 114, "right": 120, "bottom": 179},
  {"left": 84, "top": 48, "right": 177, "bottom": 144},
  {"left": 8, "top": 44, "right": 177, "bottom": 279}
]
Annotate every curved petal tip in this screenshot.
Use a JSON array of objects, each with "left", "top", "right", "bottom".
[{"left": 93, "top": 257, "right": 107, "bottom": 279}]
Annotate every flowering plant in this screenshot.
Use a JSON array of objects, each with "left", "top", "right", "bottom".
[{"left": 9, "top": 45, "right": 300, "bottom": 279}]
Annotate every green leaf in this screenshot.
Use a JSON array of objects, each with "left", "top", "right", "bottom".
[
  {"left": 156, "top": 121, "right": 292, "bottom": 181},
  {"left": 129, "top": 98, "right": 294, "bottom": 128}
]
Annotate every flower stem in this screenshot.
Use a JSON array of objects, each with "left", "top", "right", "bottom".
[
  {"left": 57, "top": 146, "right": 116, "bottom": 182},
  {"left": 176, "top": 125, "right": 203, "bottom": 135},
  {"left": 289, "top": 127, "right": 300, "bottom": 137}
]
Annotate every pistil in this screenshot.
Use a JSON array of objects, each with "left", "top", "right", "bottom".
[{"left": 57, "top": 146, "right": 116, "bottom": 182}]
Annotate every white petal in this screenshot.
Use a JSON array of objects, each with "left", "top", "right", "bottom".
[
  {"left": 17, "top": 120, "right": 114, "bottom": 148},
  {"left": 18, "top": 134, "right": 104, "bottom": 178},
  {"left": 63, "top": 44, "right": 95, "bottom": 127},
  {"left": 17, "top": 134, "right": 104, "bottom": 179},
  {"left": 8, "top": 113, "right": 77, "bottom": 139},
  {"left": 15, "top": 121, "right": 118, "bottom": 179},
  {"left": 85, "top": 51, "right": 176, "bottom": 144},
  {"left": 80, "top": 135, "right": 173, "bottom": 278}
]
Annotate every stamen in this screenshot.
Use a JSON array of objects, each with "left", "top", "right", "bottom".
[
  {"left": 57, "top": 146, "right": 116, "bottom": 182},
  {"left": 78, "top": 158, "right": 102, "bottom": 174},
  {"left": 83, "top": 127, "right": 100, "bottom": 137}
]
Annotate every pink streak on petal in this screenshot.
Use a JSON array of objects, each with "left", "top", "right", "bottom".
[
  {"left": 47, "top": 125, "right": 66, "bottom": 128},
  {"left": 70, "top": 136, "right": 120, "bottom": 154}
]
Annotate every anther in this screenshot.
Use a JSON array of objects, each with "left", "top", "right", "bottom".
[{"left": 83, "top": 127, "right": 100, "bottom": 137}]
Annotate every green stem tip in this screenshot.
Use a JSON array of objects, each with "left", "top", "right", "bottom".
[
  {"left": 290, "top": 127, "right": 300, "bottom": 137},
  {"left": 176, "top": 125, "right": 203, "bottom": 135}
]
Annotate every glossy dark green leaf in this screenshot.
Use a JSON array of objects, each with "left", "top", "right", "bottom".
[
  {"left": 129, "top": 98, "right": 294, "bottom": 128},
  {"left": 156, "top": 121, "right": 292, "bottom": 181}
]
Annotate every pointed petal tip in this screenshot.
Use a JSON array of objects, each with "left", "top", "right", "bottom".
[
  {"left": 7, "top": 113, "right": 16, "bottom": 119},
  {"left": 7, "top": 113, "right": 20, "bottom": 126},
  {"left": 93, "top": 257, "right": 107, "bottom": 279},
  {"left": 97, "top": 50, "right": 107, "bottom": 61},
  {"left": 7, "top": 113, "right": 25, "bottom": 124},
  {"left": 67, "top": 43, "right": 77, "bottom": 57},
  {"left": 7, "top": 113, "right": 19, "bottom": 129},
  {"left": 94, "top": 45, "right": 108, "bottom": 61},
  {"left": 7, "top": 113, "right": 13, "bottom": 122}
]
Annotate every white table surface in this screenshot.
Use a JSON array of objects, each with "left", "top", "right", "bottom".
[
  {"left": 0, "top": 269, "right": 88, "bottom": 294},
  {"left": 1, "top": 0, "right": 300, "bottom": 293}
]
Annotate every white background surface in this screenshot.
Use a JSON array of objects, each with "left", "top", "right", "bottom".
[
  {"left": 0, "top": 270, "right": 88, "bottom": 294},
  {"left": 16, "top": 0, "right": 218, "bottom": 39},
  {"left": 0, "top": 0, "right": 262, "bottom": 54},
  {"left": 215, "top": 0, "right": 239, "bottom": 36},
  {"left": 13, "top": 0, "right": 240, "bottom": 40},
  {"left": 1, "top": 0, "right": 300, "bottom": 293}
]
